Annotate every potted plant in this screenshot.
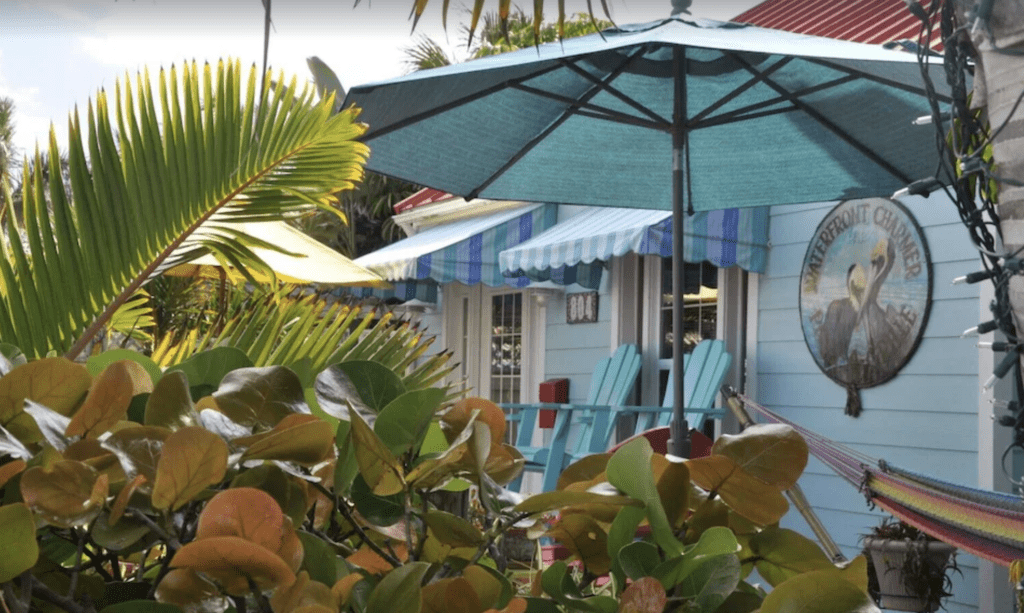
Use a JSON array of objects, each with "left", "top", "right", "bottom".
[{"left": 862, "top": 518, "right": 958, "bottom": 612}]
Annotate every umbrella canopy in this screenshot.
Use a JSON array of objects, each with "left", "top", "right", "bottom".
[
  {"left": 345, "top": 16, "right": 954, "bottom": 455},
  {"left": 165, "top": 221, "right": 390, "bottom": 288}
]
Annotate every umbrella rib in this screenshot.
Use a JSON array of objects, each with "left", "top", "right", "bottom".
[
  {"left": 466, "top": 50, "right": 651, "bottom": 200},
  {"left": 509, "top": 83, "right": 669, "bottom": 132},
  {"left": 805, "top": 57, "right": 953, "bottom": 104},
  {"left": 357, "top": 63, "right": 565, "bottom": 142},
  {"left": 732, "top": 54, "right": 914, "bottom": 185},
  {"left": 557, "top": 51, "right": 672, "bottom": 127},
  {"left": 692, "top": 75, "right": 859, "bottom": 129},
  {"left": 688, "top": 55, "right": 794, "bottom": 126}
]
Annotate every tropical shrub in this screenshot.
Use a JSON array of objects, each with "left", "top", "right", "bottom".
[{"left": 0, "top": 350, "right": 876, "bottom": 613}]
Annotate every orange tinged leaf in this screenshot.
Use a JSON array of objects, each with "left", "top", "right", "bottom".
[
  {"left": 332, "top": 574, "right": 363, "bottom": 606},
  {"left": 109, "top": 474, "right": 147, "bottom": 525},
  {"left": 463, "top": 565, "right": 502, "bottom": 610},
  {"left": 487, "top": 598, "right": 527, "bottom": 613},
  {"left": 20, "top": 460, "right": 108, "bottom": 527},
  {"left": 619, "top": 577, "right": 667, "bottom": 613},
  {"left": 102, "top": 425, "right": 172, "bottom": 489},
  {"left": 155, "top": 567, "right": 219, "bottom": 607},
  {"left": 271, "top": 571, "right": 337, "bottom": 613},
  {"left": 0, "top": 460, "right": 25, "bottom": 489},
  {"left": 64, "top": 439, "right": 127, "bottom": 485},
  {"left": 170, "top": 535, "right": 296, "bottom": 596},
  {"left": 442, "top": 397, "right": 505, "bottom": 445},
  {"left": 237, "top": 414, "right": 334, "bottom": 466},
  {"left": 66, "top": 361, "right": 134, "bottom": 438},
  {"left": 544, "top": 514, "right": 610, "bottom": 575},
  {"left": 348, "top": 409, "right": 404, "bottom": 496},
  {"left": 345, "top": 543, "right": 405, "bottom": 574},
  {"left": 196, "top": 487, "right": 304, "bottom": 572},
  {"left": 0, "top": 357, "right": 91, "bottom": 443},
  {"left": 152, "top": 426, "right": 228, "bottom": 511},
  {"left": 422, "top": 577, "right": 480, "bottom": 613}
]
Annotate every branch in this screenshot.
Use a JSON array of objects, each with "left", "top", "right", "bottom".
[
  {"left": 308, "top": 480, "right": 401, "bottom": 568},
  {"left": 25, "top": 574, "right": 94, "bottom": 613}
]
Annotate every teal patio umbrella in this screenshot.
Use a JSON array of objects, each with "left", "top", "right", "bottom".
[{"left": 344, "top": 16, "right": 953, "bottom": 456}]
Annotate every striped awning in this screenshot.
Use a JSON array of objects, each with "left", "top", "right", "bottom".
[
  {"left": 499, "top": 207, "right": 769, "bottom": 288},
  {"left": 355, "top": 203, "right": 557, "bottom": 287}
]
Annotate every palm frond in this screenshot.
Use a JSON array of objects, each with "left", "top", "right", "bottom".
[{"left": 0, "top": 59, "right": 368, "bottom": 360}]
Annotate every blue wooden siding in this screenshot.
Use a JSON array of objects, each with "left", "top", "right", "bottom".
[
  {"left": 542, "top": 281, "right": 614, "bottom": 404},
  {"left": 757, "top": 195, "right": 981, "bottom": 612}
]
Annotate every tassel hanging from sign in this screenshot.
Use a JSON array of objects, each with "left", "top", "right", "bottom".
[{"left": 844, "top": 385, "right": 862, "bottom": 418}]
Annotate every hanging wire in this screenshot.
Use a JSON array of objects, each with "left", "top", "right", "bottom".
[{"left": 907, "top": 0, "right": 1024, "bottom": 494}]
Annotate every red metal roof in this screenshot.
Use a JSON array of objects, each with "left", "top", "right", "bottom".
[
  {"left": 734, "top": 0, "right": 944, "bottom": 50},
  {"left": 393, "top": 188, "right": 454, "bottom": 213}
]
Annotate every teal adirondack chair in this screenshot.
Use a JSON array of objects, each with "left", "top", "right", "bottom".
[
  {"left": 501, "top": 344, "right": 641, "bottom": 492},
  {"left": 573, "top": 339, "right": 732, "bottom": 460},
  {"left": 629, "top": 339, "right": 733, "bottom": 436}
]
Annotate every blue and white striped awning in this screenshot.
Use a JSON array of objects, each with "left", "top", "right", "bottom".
[
  {"left": 355, "top": 203, "right": 557, "bottom": 287},
  {"left": 499, "top": 206, "right": 769, "bottom": 287}
]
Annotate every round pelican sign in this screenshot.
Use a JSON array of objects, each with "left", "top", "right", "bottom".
[{"left": 799, "top": 198, "right": 932, "bottom": 417}]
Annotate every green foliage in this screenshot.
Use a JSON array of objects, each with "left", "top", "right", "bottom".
[{"left": 0, "top": 351, "right": 879, "bottom": 613}]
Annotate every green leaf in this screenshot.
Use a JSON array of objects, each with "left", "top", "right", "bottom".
[
  {"left": 349, "top": 407, "right": 405, "bottom": 496},
  {"left": 210, "top": 365, "right": 308, "bottom": 428},
  {"left": 673, "top": 553, "right": 742, "bottom": 612},
  {"left": 712, "top": 424, "right": 808, "bottom": 490},
  {"left": 606, "top": 438, "right": 683, "bottom": 556},
  {"left": 758, "top": 570, "right": 878, "bottom": 613},
  {"left": 230, "top": 464, "right": 308, "bottom": 527},
  {"left": 653, "top": 526, "right": 739, "bottom": 589},
  {"left": 165, "top": 347, "right": 252, "bottom": 391},
  {"left": 514, "top": 490, "right": 640, "bottom": 516},
  {"left": 374, "top": 388, "right": 445, "bottom": 455},
  {"left": 87, "top": 350, "right": 162, "bottom": 386},
  {"left": 334, "top": 420, "right": 359, "bottom": 496},
  {"left": 619, "top": 542, "right": 662, "bottom": 581},
  {"left": 351, "top": 474, "right": 405, "bottom": 527},
  {"left": 0, "top": 503, "right": 39, "bottom": 582},
  {"left": 424, "top": 510, "right": 485, "bottom": 547},
  {"left": 365, "top": 561, "right": 430, "bottom": 613},
  {"left": 608, "top": 505, "right": 647, "bottom": 590},
  {"left": 539, "top": 561, "right": 617, "bottom": 613},
  {"left": 750, "top": 526, "right": 835, "bottom": 587},
  {"left": 144, "top": 371, "right": 200, "bottom": 430},
  {"left": 297, "top": 530, "right": 338, "bottom": 586},
  {"left": 316, "top": 360, "right": 405, "bottom": 421}
]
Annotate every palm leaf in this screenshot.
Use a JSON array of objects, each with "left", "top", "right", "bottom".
[
  {"left": 0, "top": 59, "right": 368, "bottom": 360},
  {"left": 151, "top": 288, "right": 457, "bottom": 395}
]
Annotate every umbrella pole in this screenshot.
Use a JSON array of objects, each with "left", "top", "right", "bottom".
[{"left": 669, "top": 47, "right": 691, "bottom": 459}]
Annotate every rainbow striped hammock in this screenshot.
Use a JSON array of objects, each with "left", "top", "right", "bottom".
[{"left": 731, "top": 392, "right": 1024, "bottom": 567}]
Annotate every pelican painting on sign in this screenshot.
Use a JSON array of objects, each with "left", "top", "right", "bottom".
[{"left": 800, "top": 198, "right": 932, "bottom": 417}]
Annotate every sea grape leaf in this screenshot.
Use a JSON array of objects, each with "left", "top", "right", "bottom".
[
  {"left": 606, "top": 438, "right": 683, "bottom": 556},
  {"left": 0, "top": 357, "right": 91, "bottom": 443},
  {"left": 20, "top": 460, "right": 108, "bottom": 527},
  {"left": 154, "top": 568, "right": 219, "bottom": 608},
  {"left": 348, "top": 408, "right": 404, "bottom": 496},
  {"left": 365, "top": 561, "right": 429, "bottom": 613},
  {"left": 545, "top": 513, "right": 610, "bottom": 576},
  {"left": 0, "top": 503, "right": 39, "bottom": 582},
  {"left": 237, "top": 413, "right": 334, "bottom": 465},
  {"left": 374, "top": 388, "right": 445, "bottom": 455},
  {"left": 230, "top": 464, "right": 308, "bottom": 527},
  {"left": 144, "top": 371, "right": 201, "bottom": 430},
  {"left": 296, "top": 531, "right": 338, "bottom": 586},
  {"left": 423, "top": 510, "right": 485, "bottom": 548},
  {"left": 211, "top": 366, "right": 309, "bottom": 428},
  {"left": 618, "top": 577, "right": 667, "bottom": 613},
  {"left": 686, "top": 455, "right": 789, "bottom": 526},
  {"left": 170, "top": 535, "right": 296, "bottom": 596},
  {"left": 151, "top": 426, "right": 229, "bottom": 511},
  {"left": 757, "top": 569, "right": 878, "bottom": 613},
  {"left": 24, "top": 399, "right": 71, "bottom": 452},
  {"left": 66, "top": 361, "right": 136, "bottom": 438},
  {"left": 712, "top": 424, "right": 808, "bottom": 489},
  {"left": 556, "top": 454, "right": 610, "bottom": 491},
  {"left": 674, "top": 553, "right": 742, "bottom": 612},
  {"left": 653, "top": 526, "right": 740, "bottom": 590},
  {"left": 440, "top": 397, "right": 506, "bottom": 446},
  {"left": 514, "top": 490, "right": 639, "bottom": 516},
  {"left": 195, "top": 487, "right": 303, "bottom": 572},
  {"left": 750, "top": 526, "right": 835, "bottom": 587},
  {"left": 165, "top": 347, "right": 252, "bottom": 391},
  {"left": 102, "top": 426, "right": 172, "bottom": 490},
  {"left": 86, "top": 349, "right": 161, "bottom": 391},
  {"left": 315, "top": 360, "right": 404, "bottom": 423}
]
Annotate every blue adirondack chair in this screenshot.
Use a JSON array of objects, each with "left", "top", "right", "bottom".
[
  {"left": 571, "top": 339, "right": 732, "bottom": 460},
  {"left": 501, "top": 344, "right": 641, "bottom": 492}
]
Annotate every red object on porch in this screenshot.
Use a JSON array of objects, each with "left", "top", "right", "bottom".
[
  {"left": 538, "top": 379, "right": 569, "bottom": 428},
  {"left": 392, "top": 188, "right": 453, "bottom": 213}
]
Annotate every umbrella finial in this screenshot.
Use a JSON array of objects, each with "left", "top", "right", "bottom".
[{"left": 671, "top": 0, "right": 692, "bottom": 16}]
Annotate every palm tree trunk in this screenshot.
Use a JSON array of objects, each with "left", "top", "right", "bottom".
[{"left": 962, "top": 1, "right": 1024, "bottom": 367}]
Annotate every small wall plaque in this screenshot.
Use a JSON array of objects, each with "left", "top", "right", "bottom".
[{"left": 566, "top": 292, "right": 599, "bottom": 324}]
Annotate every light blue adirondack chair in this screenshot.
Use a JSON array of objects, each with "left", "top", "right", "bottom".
[
  {"left": 500, "top": 343, "right": 641, "bottom": 492},
  {"left": 569, "top": 339, "right": 732, "bottom": 461},
  {"left": 628, "top": 339, "right": 733, "bottom": 437}
]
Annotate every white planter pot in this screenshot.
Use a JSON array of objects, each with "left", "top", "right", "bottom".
[{"left": 863, "top": 537, "right": 956, "bottom": 612}]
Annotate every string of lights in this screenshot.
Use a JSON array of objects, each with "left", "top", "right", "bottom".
[{"left": 907, "top": 0, "right": 1024, "bottom": 490}]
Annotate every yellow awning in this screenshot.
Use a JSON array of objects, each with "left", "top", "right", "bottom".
[{"left": 166, "top": 221, "right": 391, "bottom": 288}]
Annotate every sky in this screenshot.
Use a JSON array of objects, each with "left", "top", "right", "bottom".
[{"left": 1, "top": 0, "right": 761, "bottom": 158}]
